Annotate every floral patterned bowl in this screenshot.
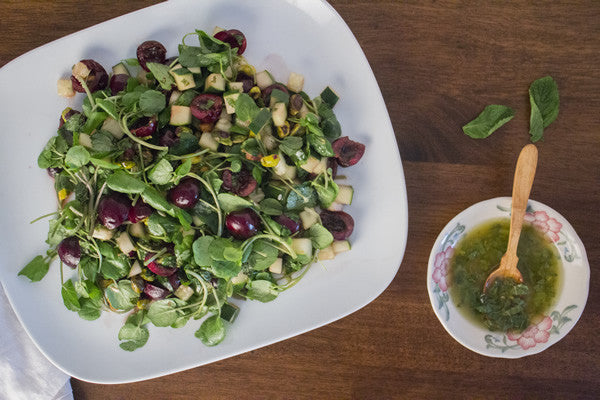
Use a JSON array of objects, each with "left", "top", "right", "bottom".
[{"left": 427, "top": 197, "right": 590, "bottom": 358}]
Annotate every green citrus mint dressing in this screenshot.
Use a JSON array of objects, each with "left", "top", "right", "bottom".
[{"left": 448, "top": 218, "right": 562, "bottom": 332}]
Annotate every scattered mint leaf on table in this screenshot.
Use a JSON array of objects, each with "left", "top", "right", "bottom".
[
  {"left": 528, "top": 76, "right": 559, "bottom": 142},
  {"left": 462, "top": 105, "right": 514, "bottom": 139}
]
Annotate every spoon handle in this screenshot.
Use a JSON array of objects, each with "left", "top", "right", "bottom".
[{"left": 505, "top": 144, "right": 538, "bottom": 265}]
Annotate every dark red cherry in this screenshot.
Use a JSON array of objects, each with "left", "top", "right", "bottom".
[
  {"left": 167, "top": 178, "right": 200, "bottom": 209},
  {"left": 236, "top": 72, "right": 254, "bottom": 93},
  {"left": 331, "top": 136, "right": 365, "bottom": 167},
  {"left": 190, "top": 94, "right": 223, "bottom": 123},
  {"left": 128, "top": 199, "right": 152, "bottom": 223},
  {"left": 97, "top": 192, "right": 131, "bottom": 229},
  {"left": 273, "top": 214, "right": 301, "bottom": 234},
  {"left": 130, "top": 117, "right": 157, "bottom": 138},
  {"left": 137, "top": 40, "right": 167, "bottom": 71},
  {"left": 144, "top": 253, "right": 177, "bottom": 277},
  {"left": 58, "top": 108, "right": 80, "bottom": 129},
  {"left": 57, "top": 237, "right": 81, "bottom": 268},
  {"left": 71, "top": 59, "right": 108, "bottom": 93},
  {"left": 320, "top": 210, "right": 354, "bottom": 240},
  {"left": 109, "top": 74, "right": 129, "bottom": 95},
  {"left": 262, "top": 83, "right": 289, "bottom": 106},
  {"left": 225, "top": 208, "right": 261, "bottom": 240},
  {"left": 214, "top": 29, "right": 247, "bottom": 55},
  {"left": 221, "top": 168, "right": 257, "bottom": 197},
  {"left": 143, "top": 282, "right": 169, "bottom": 300}
]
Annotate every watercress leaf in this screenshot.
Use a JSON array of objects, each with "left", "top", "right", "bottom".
[
  {"left": 96, "top": 99, "right": 118, "bottom": 120},
  {"left": 79, "top": 256, "right": 99, "bottom": 281},
  {"left": 141, "top": 186, "right": 172, "bottom": 214},
  {"left": 63, "top": 113, "right": 86, "bottom": 132},
  {"left": 168, "top": 131, "right": 200, "bottom": 156},
  {"left": 148, "top": 158, "right": 173, "bottom": 185},
  {"left": 318, "top": 102, "right": 342, "bottom": 140},
  {"left": 101, "top": 255, "right": 130, "bottom": 280},
  {"left": 246, "top": 279, "right": 279, "bottom": 302},
  {"left": 248, "top": 109, "right": 272, "bottom": 134},
  {"left": 173, "top": 90, "right": 198, "bottom": 107},
  {"left": 139, "top": 90, "right": 166, "bottom": 115},
  {"left": 175, "top": 208, "right": 193, "bottom": 231},
  {"left": 175, "top": 159, "right": 192, "bottom": 177},
  {"left": 252, "top": 165, "right": 263, "bottom": 185},
  {"left": 105, "top": 280, "right": 138, "bottom": 311},
  {"left": 78, "top": 297, "right": 102, "bottom": 321},
  {"left": 146, "top": 62, "right": 176, "bottom": 91},
  {"left": 106, "top": 170, "right": 146, "bottom": 194},
  {"left": 529, "top": 76, "right": 559, "bottom": 128},
  {"left": 89, "top": 157, "right": 121, "bottom": 170},
  {"left": 37, "top": 137, "right": 60, "bottom": 169},
  {"left": 195, "top": 315, "right": 226, "bottom": 346},
  {"left": 90, "top": 130, "right": 116, "bottom": 154},
  {"left": 529, "top": 101, "right": 545, "bottom": 143},
  {"left": 118, "top": 310, "right": 149, "bottom": 351},
  {"left": 314, "top": 179, "right": 339, "bottom": 209},
  {"left": 247, "top": 240, "right": 279, "bottom": 270},
  {"left": 229, "top": 158, "right": 242, "bottom": 173},
  {"left": 307, "top": 133, "right": 335, "bottom": 157},
  {"left": 61, "top": 280, "right": 81, "bottom": 312},
  {"left": 146, "top": 213, "right": 179, "bottom": 239},
  {"left": 174, "top": 233, "right": 195, "bottom": 266},
  {"left": 285, "top": 183, "right": 317, "bottom": 211},
  {"left": 462, "top": 105, "right": 514, "bottom": 139},
  {"left": 193, "top": 236, "right": 215, "bottom": 266},
  {"left": 18, "top": 255, "right": 49, "bottom": 282},
  {"left": 147, "top": 299, "right": 179, "bottom": 327},
  {"left": 81, "top": 111, "right": 108, "bottom": 134},
  {"left": 259, "top": 198, "right": 283, "bottom": 216},
  {"left": 65, "top": 145, "right": 90, "bottom": 169},
  {"left": 210, "top": 260, "right": 242, "bottom": 279},
  {"left": 223, "top": 246, "right": 243, "bottom": 263},
  {"left": 309, "top": 223, "right": 334, "bottom": 249},
  {"left": 217, "top": 193, "right": 253, "bottom": 213}
]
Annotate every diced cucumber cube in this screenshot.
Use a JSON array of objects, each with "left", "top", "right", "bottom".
[
  {"left": 199, "top": 132, "right": 219, "bottom": 151},
  {"left": 335, "top": 185, "right": 354, "bottom": 205},
  {"left": 220, "top": 302, "right": 240, "bottom": 323},
  {"left": 223, "top": 92, "right": 240, "bottom": 114},
  {"left": 205, "top": 73, "right": 226, "bottom": 92},
  {"left": 317, "top": 246, "right": 335, "bottom": 261},
  {"left": 287, "top": 72, "right": 304, "bottom": 93},
  {"left": 268, "top": 258, "right": 283, "bottom": 274},
  {"left": 170, "top": 105, "right": 192, "bottom": 126},
  {"left": 271, "top": 102, "right": 287, "bottom": 127},
  {"left": 255, "top": 70, "right": 275, "bottom": 89},
  {"left": 299, "top": 207, "right": 319, "bottom": 229},
  {"left": 300, "top": 156, "right": 321, "bottom": 173},
  {"left": 291, "top": 238, "right": 313, "bottom": 258},
  {"left": 332, "top": 240, "right": 351, "bottom": 254},
  {"left": 174, "top": 285, "right": 194, "bottom": 301},
  {"left": 112, "top": 62, "right": 130, "bottom": 76},
  {"left": 228, "top": 81, "right": 244, "bottom": 92},
  {"left": 169, "top": 64, "right": 195, "bottom": 91},
  {"left": 320, "top": 86, "right": 339, "bottom": 108}
]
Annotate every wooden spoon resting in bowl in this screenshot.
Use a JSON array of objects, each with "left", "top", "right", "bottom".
[{"left": 483, "top": 144, "right": 538, "bottom": 293}]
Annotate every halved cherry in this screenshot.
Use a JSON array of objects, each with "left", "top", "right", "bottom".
[
  {"left": 145, "top": 253, "right": 177, "bottom": 277},
  {"left": 262, "top": 83, "right": 289, "bottom": 106},
  {"left": 221, "top": 168, "right": 257, "bottom": 197},
  {"left": 332, "top": 136, "right": 365, "bottom": 167},
  {"left": 320, "top": 210, "right": 354, "bottom": 240},
  {"left": 137, "top": 40, "right": 167, "bottom": 71},
  {"left": 97, "top": 192, "right": 131, "bottom": 229},
  {"left": 128, "top": 199, "right": 152, "bottom": 223},
  {"left": 71, "top": 59, "right": 108, "bottom": 93},
  {"left": 129, "top": 117, "right": 157, "bottom": 138},
  {"left": 57, "top": 237, "right": 81, "bottom": 268},
  {"left": 190, "top": 94, "right": 223, "bottom": 123},
  {"left": 214, "top": 29, "right": 247, "bottom": 55}
]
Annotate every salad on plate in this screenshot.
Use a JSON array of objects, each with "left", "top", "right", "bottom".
[{"left": 18, "top": 27, "right": 365, "bottom": 351}]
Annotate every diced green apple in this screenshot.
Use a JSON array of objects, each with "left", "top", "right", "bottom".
[
  {"left": 199, "top": 132, "right": 219, "bottom": 151},
  {"left": 255, "top": 70, "right": 275, "bottom": 89},
  {"left": 111, "top": 62, "right": 130, "bottom": 76},
  {"left": 101, "top": 117, "right": 124, "bottom": 139},
  {"left": 268, "top": 258, "right": 283, "bottom": 274},
  {"left": 335, "top": 185, "right": 354, "bottom": 205},
  {"left": 291, "top": 238, "right": 313, "bottom": 258},
  {"left": 170, "top": 105, "right": 192, "bottom": 126},
  {"left": 317, "top": 246, "right": 335, "bottom": 261},
  {"left": 169, "top": 64, "right": 195, "bottom": 91},
  {"left": 205, "top": 73, "right": 226, "bottom": 92},
  {"left": 78, "top": 133, "right": 92, "bottom": 148},
  {"left": 116, "top": 231, "right": 135, "bottom": 255},
  {"left": 128, "top": 260, "right": 142, "bottom": 277},
  {"left": 287, "top": 72, "right": 304, "bottom": 93},
  {"left": 174, "top": 285, "right": 194, "bottom": 301},
  {"left": 299, "top": 207, "right": 320, "bottom": 229},
  {"left": 57, "top": 79, "right": 75, "bottom": 97},
  {"left": 223, "top": 92, "right": 240, "bottom": 114},
  {"left": 271, "top": 102, "right": 287, "bottom": 127},
  {"left": 332, "top": 240, "right": 351, "bottom": 254}
]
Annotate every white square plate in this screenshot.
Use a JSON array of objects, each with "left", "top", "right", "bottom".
[{"left": 0, "top": 0, "right": 407, "bottom": 383}]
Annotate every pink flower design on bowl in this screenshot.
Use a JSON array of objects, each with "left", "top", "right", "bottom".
[
  {"left": 524, "top": 210, "right": 562, "bottom": 242},
  {"left": 506, "top": 316, "right": 553, "bottom": 350},
  {"left": 432, "top": 247, "right": 454, "bottom": 292}
]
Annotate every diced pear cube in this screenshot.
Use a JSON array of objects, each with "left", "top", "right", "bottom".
[
  {"left": 57, "top": 78, "right": 75, "bottom": 97},
  {"left": 287, "top": 72, "right": 304, "bottom": 93}
]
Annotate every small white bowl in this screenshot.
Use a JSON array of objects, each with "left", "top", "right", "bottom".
[{"left": 427, "top": 197, "right": 590, "bottom": 358}]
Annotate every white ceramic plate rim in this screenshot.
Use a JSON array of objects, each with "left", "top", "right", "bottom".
[
  {"left": 427, "top": 197, "right": 590, "bottom": 358},
  {"left": 0, "top": 0, "right": 407, "bottom": 383}
]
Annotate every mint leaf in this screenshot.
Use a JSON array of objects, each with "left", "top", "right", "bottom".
[
  {"left": 146, "top": 62, "right": 176, "bottom": 91},
  {"left": 106, "top": 170, "right": 146, "bottom": 194},
  {"left": 529, "top": 76, "right": 559, "bottom": 142},
  {"left": 462, "top": 105, "right": 514, "bottom": 139},
  {"left": 18, "top": 255, "right": 50, "bottom": 282},
  {"left": 217, "top": 193, "right": 253, "bottom": 213}
]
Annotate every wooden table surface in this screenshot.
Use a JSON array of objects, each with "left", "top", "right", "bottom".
[{"left": 1, "top": 1, "right": 598, "bottom": 398}]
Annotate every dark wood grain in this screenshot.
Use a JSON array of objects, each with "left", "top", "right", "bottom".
[{"left": 1, "top": 1, "right": 598, "bottom": 398}]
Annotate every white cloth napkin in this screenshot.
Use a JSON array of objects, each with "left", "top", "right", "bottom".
[{"left": 0, "top": 284, "right": 73, "bottom": 400}]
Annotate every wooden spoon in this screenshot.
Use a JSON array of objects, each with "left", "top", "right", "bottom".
[{"left": 483, "top": 144, "right": 538, "bottom": 293}]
